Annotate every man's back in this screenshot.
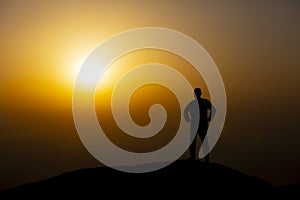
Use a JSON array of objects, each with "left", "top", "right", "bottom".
[{"left": 198, "top": 98, "right": 211, "bottom": 125}]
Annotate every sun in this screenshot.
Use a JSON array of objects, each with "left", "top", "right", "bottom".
[{"left": 60, "top": 51, "right": 91, "bottom": 90}]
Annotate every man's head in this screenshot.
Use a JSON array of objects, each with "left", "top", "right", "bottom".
[{"left": 194, "top": 87, "right": 202, "bottom": 98}]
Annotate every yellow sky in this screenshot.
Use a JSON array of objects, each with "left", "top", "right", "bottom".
[{"left": 1, "top": 1, "right": 299, "bottom": 110}]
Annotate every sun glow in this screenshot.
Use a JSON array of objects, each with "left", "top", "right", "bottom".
[{"left": 61, "top": 52, "right": 89, "bottom": 88}]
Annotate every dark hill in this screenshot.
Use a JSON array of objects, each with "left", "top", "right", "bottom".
[{"left": 1, "top": 160, "right": 298, "bottom": 198}]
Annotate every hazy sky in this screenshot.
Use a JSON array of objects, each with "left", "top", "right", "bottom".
[{"left": 0, "top": 0, "right": 300, "bottom": 191}]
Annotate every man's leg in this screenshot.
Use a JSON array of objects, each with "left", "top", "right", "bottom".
[
  {"left": 189, "top": 135, "right": 197, "bottom": 160},
  {"left": 200, "top": 125, "right": 209, "bottom": 162},
  {"left": 204, "top": 151, "right": 210, "bottom": 162}
]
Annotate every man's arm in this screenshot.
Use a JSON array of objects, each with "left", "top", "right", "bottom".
[
  {"left": 208, "top": 103, "right": 216, "bottom": 122},
  {"left": 184, "top": 102, "right": 192, "bottom": 122}
]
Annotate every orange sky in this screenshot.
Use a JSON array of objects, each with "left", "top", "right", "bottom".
[{"left": 0, "top": 0, "right": 300, "bottom": 191}]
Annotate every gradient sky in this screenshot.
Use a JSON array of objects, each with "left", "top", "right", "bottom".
[{"left": 1, "top": 0, "right": 300, "bottom": 191}]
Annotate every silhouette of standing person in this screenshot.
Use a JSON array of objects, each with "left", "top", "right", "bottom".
[{"left": 184, "top": 88, "right": 215, "bottom": 162}]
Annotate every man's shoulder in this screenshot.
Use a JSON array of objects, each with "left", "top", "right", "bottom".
[
  {"left": 200, "top": 98, "right": 210, "bottom": 102},
  {"left": 201, "top": 98, "right": 211, "bottom": 105},
  {"left": 188, "top": 99, "right": 197, "bottom": 104},
  {"left": 186, "top": 100, "right": 198, "bottom": 109}
]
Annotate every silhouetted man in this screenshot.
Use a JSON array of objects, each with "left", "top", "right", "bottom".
[{"left": 184, "top": 88, "right": 215, "bottom": 162}]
